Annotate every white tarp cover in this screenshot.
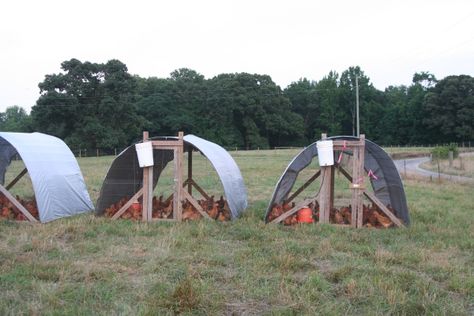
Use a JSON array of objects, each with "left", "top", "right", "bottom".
[
  {"left": 0, "top": 132, "right": 94, "bottom": 223},
  {"left": 96, "top": 134, "right": 248, "bottom": 219},
  {"left": 265, "top": 136, "right": 410, "bottom": 225}
]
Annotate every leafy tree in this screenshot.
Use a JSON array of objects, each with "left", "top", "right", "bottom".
[
  {"left": 314, "top": 71, "right": 343, "bottom": 137},
  {"left": 413, "top": 71, "right": 437, "bottom": 89},
  {"left": 380, "top": 85, "right": 410, "bottom": 145},
  {"left": 339, "top": 66, "right": 384, "bottom": 141},
  {"left": 284, "top": 78, "right": 319, "bottom": 142},
  {"left": 31, "top": 58, "right": 143, "bottom": 149},
  {"left": 423, "top": 75, "right": 474, "bottom": 142},
  {"left": 0, "top": 106, "right": 32, "bottom": 132},
  {"left": 205, "top": 73, "right": 303, "bottom": 148}
]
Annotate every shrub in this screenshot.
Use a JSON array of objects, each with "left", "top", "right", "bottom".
[{"left": 431, "top": 144, "right": 459, "bottom": 160}]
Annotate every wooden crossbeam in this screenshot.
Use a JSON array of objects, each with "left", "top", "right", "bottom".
[
  {"left": 5, "top": 168, "right": 27, "bottom": 190},
  {"left": 270, "top": 197, "right": 318, "bottom": 224},
  {"left": 286, "top": 170, "right": 321, "bottom": 204},
  {"left": 189, "top": 179, "right": 211, "bottom": 200},
  {"left": 363, "top": 191, "right": 404, "bottom": 227},
  {"left": 338, "top": 165, "right": 404, "bottom": 227},
  {"left": 338, "top": 165, "right": 353, "bottom": 182},
  {"left": 0, "top": 184, "right": 38, "bottom": 222},
  {"left": 164, "top": 193, "right": 174, "bottom": 205},
  {"left": 332, "top": 140, "right": 364, "bottom": 148},
  {"left": 111, "top": 188, "right": 144, "bottom": 220},
  {"left": 151, "top": 140, "right": 182, "bottom": 148},
  {"left": 182, "top": 189, "right": 211, "bottom": 219}
]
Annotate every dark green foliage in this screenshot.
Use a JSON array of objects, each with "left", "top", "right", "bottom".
[
  {"left": 423, "top": 75, "right": 474, "bottom": 143},
  {"left": 3, "top": 59, "right": 473, "bottom": 148},
  {"left": 30, "top": 59, "right": 144, "bottom": 150},
  {"left": 431, "top": 144, "right": 459, "bottom": 160},
  {"left": 0, "top": 106, "right": 32, "bottom": 132}
]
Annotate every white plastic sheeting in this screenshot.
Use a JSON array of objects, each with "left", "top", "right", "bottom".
[
  {"left": 96, "top": 134, "right": 248, "bottom": 219},
  {"left": 0, "top": 132, "right": 94, "bottom": 223},
  {"left": 184, "top": 135, "right": 247, "bottom": 218}
]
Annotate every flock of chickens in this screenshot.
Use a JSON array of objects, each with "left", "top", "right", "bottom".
[
  {"left": 104, "top": 195, "right": 232, "bottom": 221},
  {"left": 0, "top": 194, "right": 39, "bottom": 221},
  {"left": 267, "top": 200, "right": 397, "bottom": 228}
]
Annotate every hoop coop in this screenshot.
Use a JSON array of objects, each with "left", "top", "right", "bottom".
[
  {"left": 266, "top": 134, "right": 410, "bottom": 228},
  {"left": 0, "top": 132, "right": 94, "bottom": 223},
  {"left": 96, "top": 132, "right": 248, "bottom": 222}
]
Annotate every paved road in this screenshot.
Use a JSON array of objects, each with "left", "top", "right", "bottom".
[{"left": 394, "top": 152, "right": 474, "bottom": 183}]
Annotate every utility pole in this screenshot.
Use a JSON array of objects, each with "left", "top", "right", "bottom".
[{"left": 356, "top": 75, "right": 360, "bottom": 137}]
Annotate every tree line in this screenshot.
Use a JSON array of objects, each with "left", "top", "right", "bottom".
[{"left": 1, "top": 58, "right": 473, "bottom": 150}]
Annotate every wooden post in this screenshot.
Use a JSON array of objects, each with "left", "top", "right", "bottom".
[
  {"left": 350, "top": 134, "right": 365, "bottom": 228},
  {"left": 173, "top": 132, "right": 184, "bottom": 221},
  {"left": 329, "top": 165, "right": 335, "bottom": 211},
  {"left": 319, "top": 166, "right": 332, "bottom": 224},
  {"left": 357, "top": 135, "right": 365, "bottom": 227},
  {"left": 319, "top": 133, "right": 331, "bottom": 224},
  {"left": 187, "top": 149, "right": 193, "bottom": 194},
  {"left": 141, "top": 131, "right": 153, "bottom": 222}
]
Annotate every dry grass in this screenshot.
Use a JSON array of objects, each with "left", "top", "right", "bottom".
[
  {"left": 421, "top": 155, "right": 474, "bottom": 178},
  {"left": 0, "top": 148, "right": 473, "bottom": 315}
]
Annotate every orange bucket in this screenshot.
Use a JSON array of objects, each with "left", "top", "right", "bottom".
[{"left": 297, "top": 207, "right": 314, "bottom": 223}]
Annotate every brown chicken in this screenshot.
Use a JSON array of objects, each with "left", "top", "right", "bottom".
[
  {"left": 207, "top": 202, "right": 219, "bottom": 219},
  {"left": 1, "top": 207, "right": 11, "bottom": 218},
  {"left": 217, "top": 211, "right": 231, "bottom": 222},
  {"left": 333, "top": 209, "right": 345, "bottom": 224},
  {"left": 340, "top": 206, "right": 351, "bottom": 224},
  {"left": 267, "top": 204, "right": 284, "bottom": 222},
  {"left": 374, "top": 211, "right": 393, "bottom": 228},
  {"left": 283, "top": 214, "right": 298, "bottom": 225}
]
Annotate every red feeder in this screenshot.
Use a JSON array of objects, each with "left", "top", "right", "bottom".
[
  {"left": 297, "top": 207, "right": 314, "bottom": 223},
  {"left": 131, "top": 202, "right": 141, "bottom": 212}
]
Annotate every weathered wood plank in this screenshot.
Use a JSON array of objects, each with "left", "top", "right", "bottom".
[
  {"left": 190, "top": 180, "right": 211, "bottom": 200},
  {"left": 144, "top": 166, "right": 153, "bottom": 221},
  {"left": 111, "top": 188, "right": 144, "bottom": 220},
  {"left": 182, "top": 189, "right": 211, "bottom": 219},
  {"left": 0, "top": 185, "right": 38, "bottom": 222},
  {"left": 363, "top": 191, "right": 404, "bottom": 227},
  {"left": 187, "top": 150, "right": 193, "bottom": 194},
  {"left": 319, "top": 166, "right": 332, "bottom": 224},
  {"left": 271, "top": 197, "right": 318, "bottom": 224},
  {"left": 286, "top": 170, "right": 321, "bottom": 204},
  {"left": 5, "top": 168, "right": 27, "bottom": 190},
  {"left": 151, "top": 140, "right": 182, "bottom": 148}
]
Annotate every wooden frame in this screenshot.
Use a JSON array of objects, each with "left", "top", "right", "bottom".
[
  {"left": 268, "top": 133, "right": 404, "bottom": 228},
  {"left": 110, "top": 131, "right": 214, "bottom": 222},
  {"left": 0, "top": 168, "right": 38, "bottom": 222}
]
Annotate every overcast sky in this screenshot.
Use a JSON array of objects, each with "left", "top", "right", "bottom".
[{"left": 1, "top": 0, "right": 473, "bottom": 111}]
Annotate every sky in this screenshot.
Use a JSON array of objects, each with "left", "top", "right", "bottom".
[{"left": 1, "top": 0, "right": 474, "bottom": 111}]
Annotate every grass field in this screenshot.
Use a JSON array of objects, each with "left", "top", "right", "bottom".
[{"left": 1, "top": 149, "right": 473, "bottom": 315}]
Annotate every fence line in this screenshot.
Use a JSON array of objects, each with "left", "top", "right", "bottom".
[{"left": 71, "top": 141, "right": 473, "bottom": 158}]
